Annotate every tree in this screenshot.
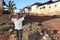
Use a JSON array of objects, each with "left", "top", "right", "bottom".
[
  {"left": 3, "top": 0, "right": 5, "bottom": 5},
  {"left": 5, "top": 0, "right": 16, "bottom": 13}
]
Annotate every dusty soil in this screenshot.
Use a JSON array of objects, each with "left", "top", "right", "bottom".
[{"left": 0, "top": 14, "right": 60, "bottom": 40}]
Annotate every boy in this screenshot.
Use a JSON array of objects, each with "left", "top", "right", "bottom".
[{"left": 9, "top": 13, "right": 26, "bottom": 40}]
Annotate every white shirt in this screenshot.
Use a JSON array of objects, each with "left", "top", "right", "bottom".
[{"left": 11, "top": 17, "right": 24, "bottom": 30}]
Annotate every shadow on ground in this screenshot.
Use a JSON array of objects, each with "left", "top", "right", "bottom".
[{"left": 28, "top": 31, "right": 41, "bottom": 40}]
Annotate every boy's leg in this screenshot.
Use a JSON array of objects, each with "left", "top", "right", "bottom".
[
  {"left": 16, "top": 29, "right": 23, "bottom": 40},
  {"left": 19, "top": 29, "right": 23, "bottom": 40},
  {"left": 16, "top": 30, "right": 19, "bottom": 40}
]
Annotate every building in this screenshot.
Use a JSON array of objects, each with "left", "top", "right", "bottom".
[
  {"left": 22, "top": 0, "right": 60, "bottom": 16},
  {"left": 22, "top": 2, "right": 42, "bottom": 15},
  {"left": 31, "top": 2, "right": 42, "bottom": 14},
  {"left": 37, "top": 1, "right": 60, "bottom": 16},
  {"left": 0, "top": 0, "right": 3, "bottom": 13},
  {"left": 23, "top": 6, "right": 31, "bottom": 14}
]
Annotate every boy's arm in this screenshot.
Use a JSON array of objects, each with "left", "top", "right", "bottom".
[
  {"left": 9, "top": 13, "right": 15, "bottom": 22},
  {"left": 9, "top": 13, "right": 12, "bottom": 19},
  {"left": 22, "top": 13, "right": 26, "bottom": 20},
  {"left": 9, "top": 12, "right": 14, "bottom": 19},
  {"left": 22, "top": 13, "right": 26, "bottom": 17}
]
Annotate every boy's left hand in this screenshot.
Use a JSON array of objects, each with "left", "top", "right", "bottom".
[{"left": 22, "top": 13, "right": 26, "bottom": 17}]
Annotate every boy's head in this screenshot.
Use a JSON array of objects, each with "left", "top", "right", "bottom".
[
  {"left": 16, "top": 13, "right": 26, "bottom": 18},
  {"left": 16, "top": 13, "right": 21, "bottom": 18}
]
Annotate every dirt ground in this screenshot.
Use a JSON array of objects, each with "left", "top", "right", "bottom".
[{"left": 0, "top": 14, "right": 60, "bottom": 40}]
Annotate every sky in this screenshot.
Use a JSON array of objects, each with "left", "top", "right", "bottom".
[{"left": 4, "top": 0, "right": 57, "bottom": 9}]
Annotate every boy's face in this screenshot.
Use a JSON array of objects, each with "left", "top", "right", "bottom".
[
  {"left": 22, "top": 13, "right": 26, "bottom": 17},
  {"left": 16, "top": 14, "right": 21, "bottom": 18}
]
